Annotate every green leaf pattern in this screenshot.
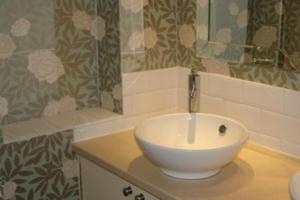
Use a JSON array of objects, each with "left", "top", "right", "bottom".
[
  {"left": 0, "top": 130, "right": 80, "bottom": 200},
  {"left": 177, "top": 0, "right": 300, "bottom": 90},
  {"left": 0, "top": 0, "right": 123, "bottom": 125}
]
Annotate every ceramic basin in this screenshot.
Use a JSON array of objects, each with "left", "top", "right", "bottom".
[
  {"left": 290, "top": 171, "right": 300, "bottom": 200},
  {"left": 134, "top": 113, "right": 249, "bottom": 179}
]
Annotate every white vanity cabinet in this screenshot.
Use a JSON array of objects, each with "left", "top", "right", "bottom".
[{"left": 80, "top": 157, "right": 160, "bottom": 200}]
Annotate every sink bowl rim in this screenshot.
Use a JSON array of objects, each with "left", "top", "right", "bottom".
[{"left": 134, "top": 112, "right": 249, "bottom": 152}]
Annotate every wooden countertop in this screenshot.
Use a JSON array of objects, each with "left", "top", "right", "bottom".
[{"left": 73, "top": 130, "right": 300, "bottom": 200}]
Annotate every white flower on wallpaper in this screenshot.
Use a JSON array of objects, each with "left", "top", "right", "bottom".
[
  {"left": 43, "top": 101, "right": 60, "bottom": 117},
  {"left": 236, "top": 10, "right": 248, "bottom": 28},
  {"left": 202, "top": 58, "right": 230, "bottom": 76},
  {"left": 43, "top": 96, "right": 76, "bottom": 117},
  {"left": 61, "top": 160, "right": 79, "bottom": 179},
  {"left": 2, "top": 181, "right": 17, "bottom": 200},
  {"left": 128, "top": 31, "right": 144, "bottom": 51},
  {"left": 196, "top": 24, "right": 208, "bottom": 41},
  {"left": 0, "top": 33, "right": 16, "bottom": 60},
  {"left": 144, "top": 27, "right": 157, "bottom": 49},
  {"left": 198, "top": 0, "right": 208, "bottom": 8},
  {"left": 72, "top": 10, "right": 92, "bottom": 30},
  {"left": 0, "top": 96, "right": 8, "bottom": 118},
  {"left": 112, "top": 84, "right": 122, "bottom": 100},
  {"left": 59, "top": 95, "right": 77, "bottom": 114},
  {"left": 91, "top": 16, "right": 106, "bottom": 41},
  {"left": 228, "top": 2, "right": 239, "bottom": 16},
  {"left": 274, "top": 2, "right": 284, "bottom": 15},
  {"left": 216, "top": 28, "right": 232, "bottom": 44},
  {"left": 213, "top": 44, "right": 227, "bottom": 56},
  {"left": 179, "top": 24, "right": 195, "bottom": 48},
  {"left": 27, "top": 50, "right": 65, "bottom": 84},
  {"left": 11, "top": 18, "right": 31, "bottom": 37},
  {"left": 253, "top": 26, "right": 277, "bottom": 48},
  {"left": 121, "top": 0, "right": 148, "bottom": 13}
]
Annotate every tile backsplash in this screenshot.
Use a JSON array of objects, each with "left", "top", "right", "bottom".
[
  {"left": 178, "top": 67, "right": 300, "bottom": 158},
  {"left": 74, "top": 66, "right": 300, "bottom": 158}
]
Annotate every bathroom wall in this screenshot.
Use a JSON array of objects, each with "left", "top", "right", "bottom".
[
  {"left": 177, "top": 0, "right": 300, "bottom": 90},
  {"left": 174, "top": 66, "right": 300, "bottom": 158},
  {"left": 0, "top": 0, "right": 122, "bottom": 126},
  {"left": 120, "top": 0, "right": 178, "bottom": 73},
  {"left": 0, "top": 130, "right": 80, "bottom": 200},
  {"left": 98, "top": 0, "right": 123, "bottom": 113},
  {"left": 0, "top": 128, "right": 2, "bottom": 145},
  {"left": 0, "top": 0, "right": 121, "bottom": 199},
  {"left": 284, "top": 1, "right": 300, "bottom": 71}
]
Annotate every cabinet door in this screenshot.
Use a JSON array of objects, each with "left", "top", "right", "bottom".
[
  {"left": 80, "top": 158, "right": 160, "bottom": 200},
  {"left": 81, "top": 157, "right": 130, "bottom": 200}
]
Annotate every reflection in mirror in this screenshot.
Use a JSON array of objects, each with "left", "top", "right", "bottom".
[{"left": 196, "top": 0, "right": 300, "bottom": 72}]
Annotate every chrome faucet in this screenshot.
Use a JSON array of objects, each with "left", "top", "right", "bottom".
[{"left": 189, "top": 69, "right": 200, "bottom": 113}]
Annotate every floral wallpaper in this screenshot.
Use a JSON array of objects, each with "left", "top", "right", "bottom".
[
  {"left": 284, "top": 0, "right": 300, "bottom": 72},
  {"left": 0, "top": 128, "right": 3, "bottom": 146},
  {"left": 121, "top": 0, "right": 178, "bottom": 73},
  {"left": 98, "top": 0, "right": 123, "bottom": 113},
  {"left": 0, "top": 130, "right": 80, "bottom": 200},
  {"left": 0, "top": 0, "right": 123, "bottom": 125},
  {"left": 177, "top": 0, "right": 300, "bottom": 90}
]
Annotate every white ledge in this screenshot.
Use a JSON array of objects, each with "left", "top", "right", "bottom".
[{"left": 2, "top": 108, "right": 121, "bottom": 144}]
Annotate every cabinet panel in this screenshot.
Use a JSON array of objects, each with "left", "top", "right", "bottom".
[{"left": 80, "top": 157, "right": 159, "bottom": 200}]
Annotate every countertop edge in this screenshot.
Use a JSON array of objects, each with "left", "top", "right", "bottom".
[{"left": 73, "top": 143, "right": 176, "bottom": 200}]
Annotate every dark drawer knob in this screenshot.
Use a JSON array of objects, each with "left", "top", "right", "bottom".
[
  {"left": 122, "top": 186, "right": 133, "bottom": 196},
  {"left": 135, "top": 193, "right": 145, "bottom": 200}
]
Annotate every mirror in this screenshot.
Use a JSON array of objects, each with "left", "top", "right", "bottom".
[{"left": 196, "top": 0, "right": 300, "bottom": 72}]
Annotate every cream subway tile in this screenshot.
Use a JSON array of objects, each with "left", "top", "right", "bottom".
[
  {"left": 74, "top": 108, "right": 179, "bottom": 142},
  {"left": 112, "top": 108, "right": 178, "bottom": 133},
  {"left": 178, "top": 88, "right": 188, "bottom": 111},
  {"left": 73, "top": 121, "right": 114, "bottom": 142},
  {"left": 280, "top": 140, "right": 300, "bottom": 158},
  {"left": 280, "top": 115, "right": 300, "bottom": 145},
  {"left": 78, "top": 108, "right": 120, "bottom": 123},
  {"left": 200, "top": 94, "right": 225, "bottom": 116},
  {"left": 44, "top": 111, "right": 98, "bottom": 132},
  {"left": 283, "top": 89, "right": 300, "bottom": 119},
  {"left": 199, "top": 72, "right": 209, "bottom": 95},
  {"left": 123, "top": 89, "right": 178, "bottom": 116},
  {"left": 123, "top": 95, "right": 133, "bottom": 115},
  {"left": 249, "top": 131, "right": 282, "bottom": 151},
  {"left": 178, "top": 67, "right": 190, "bottom": 89},
  {"left": 2, "top": 121, "right": 40, "bottom": 143},
  {"left": 260, "top": 111, "right": 285, "bottom": 139},
  {"left": 122, "top": 67, "right": 178, "bottom": 96},
  {"left": 205, "top": 74, "right": 244, "bottom": 103},
  {"left": 242, "top": 81, "right": 284, "bottom": 113},
  {"left": 260, "top": 111, "right": 300, "bottom": 145},
  {"left": 2, "top": 132, "right": 14, "bottom": 144},
  {"left": 225, "top": 101, "right": 262, "bottom": 133}
]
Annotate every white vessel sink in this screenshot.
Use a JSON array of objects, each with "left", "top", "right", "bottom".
[
  {"left": 290, "top": 171, "right": 300, "bottom": 200},
  {"left": 134, "top": 113, "right": 249, "bottom": 179}
]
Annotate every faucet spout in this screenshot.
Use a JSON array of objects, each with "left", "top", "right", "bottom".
[
  {"left": 190, "top": 83, "right": 196, "bottom": 98},
  {"left": 189, "top": 69, "right": 200, "bottom": 113}
]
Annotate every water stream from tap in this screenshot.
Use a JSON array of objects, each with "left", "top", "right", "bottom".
[{"left": 187, "top": 113, "right": 196, "bottom": 144}]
